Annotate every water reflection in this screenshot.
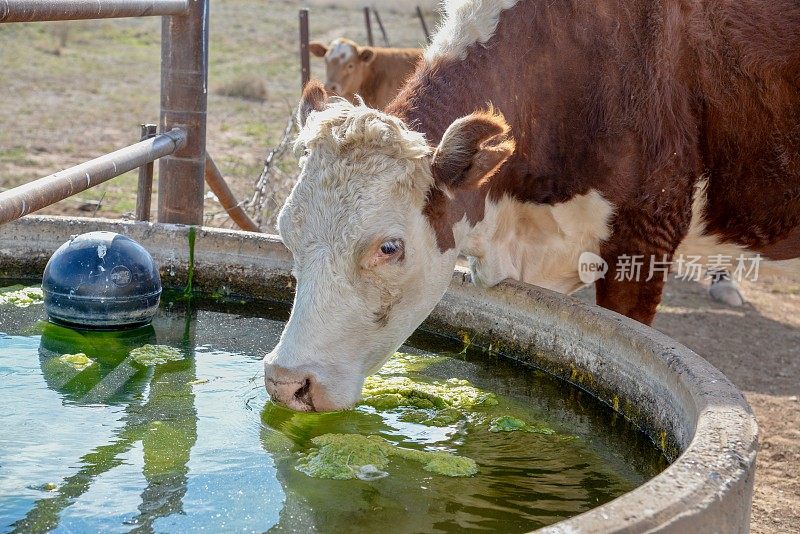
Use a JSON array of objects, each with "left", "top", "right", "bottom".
[
  {"left": 0, "top": 295, "right": 667, "bottom": 533},
  {"left": 9, "top": 303, "right": 197, "bottom": 534}
]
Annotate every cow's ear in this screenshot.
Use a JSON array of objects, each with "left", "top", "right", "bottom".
[
  {"left": 358, "top": 48, "right": 376, "bottom": 64},
  {"left": 309, "top": 41, "right": 328, "bottom": 57},
  {"left": 297, "top": 80, "right": 328, "bottom": 128},
  {"left": 431, "top": 109, "right": 515, "bottom": 190}
]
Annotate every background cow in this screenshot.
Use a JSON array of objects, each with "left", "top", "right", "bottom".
[
  {"left": 266, "top": 0, "right": 800, "bottom": 411},
  {"left": 309, "top": 37, "right": 421, "bottom": 109}
]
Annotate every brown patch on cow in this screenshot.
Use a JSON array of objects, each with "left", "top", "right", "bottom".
[
  {"left": 355, "top": 46, "right": 421, "bottom": 109},
  {"left": 385, "top": 0, "right": 800, "bottom": 324},
  {"left": 431, "top": 109, "right": 515, "bottom": 190},
  {"left": 297, "top": 80, "right": 327, "bottom": 127},
  {"left": 308, "top": 41, "right": 328, "bottom": 58},
  {"left": 422, "top": 185, "right": 487, "bottom": 253}
]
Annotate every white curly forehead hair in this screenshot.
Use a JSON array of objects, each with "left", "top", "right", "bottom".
[
  {"left": 294, "top": 96, "right": 433, "bottom": 189},
  {"left": 281, "top": 95, "right": 436, "bottom": 258}
]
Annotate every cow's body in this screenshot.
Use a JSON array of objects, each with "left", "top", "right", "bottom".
[
  {"left": 387, "top": 0, "right": 800, "bottom": 323},
  {"left": 310, "top": 38, "right": 421, "bottom": 109},
  {"left": 265, "top": 0, "right": 800, "bottom": 411}
]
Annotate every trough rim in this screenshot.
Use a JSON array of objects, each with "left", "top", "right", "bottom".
[{"left": 0, "top": 216, "right": 758, "bottom": 533}]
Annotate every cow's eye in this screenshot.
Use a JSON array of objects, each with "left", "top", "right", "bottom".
[{"left": 380, "top": 239, "right": 403, "bottom": 256}]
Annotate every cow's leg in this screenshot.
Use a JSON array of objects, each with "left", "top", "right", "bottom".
[
  {"left": 595, "top": 260, "right": 667, "bottom": 325},
  {"left": 595, "top": 199, "right": 693, "bottom": 325}
]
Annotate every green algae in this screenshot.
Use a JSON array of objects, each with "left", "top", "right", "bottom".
[
  {"left": 360, "top": 357, "right": 498, "bottom": 428},
  {"left": 377, "top": 352, "right": 445, "bottom": 375},
  {"left": 58, "top": 353, "right": 94, "bottom": 371},
  {"left": 361, "top": 376, "right": 498, "bottom": 411},
  {"left": 130, "top": 344, "right": 184, "bottom": 366},
  {"left": 296, "top": 434, "right": 477, "bottom": 480},
  {"left": 184, "top": 226, "right": 196, "bottom": 297},
  {"left": 0, "top": 285, "right": 44, "bottom": 307},
  {"left": 489, "top": 415, "right": 555, "bottom": 434}
]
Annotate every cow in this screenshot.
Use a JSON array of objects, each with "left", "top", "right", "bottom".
[
  {"left": 308, "top": 38, "right": 421, "bottom": 109},
  {"left": 265, "top": 0, "right": 800, "bottom": 411}
]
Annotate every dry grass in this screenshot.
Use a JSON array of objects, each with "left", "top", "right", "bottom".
[
  {"left": 214, "top": 75, "right": 269, "bottom": 102},
  {"left": 0, "top": 0, "right": 441, "bottom": 229}
]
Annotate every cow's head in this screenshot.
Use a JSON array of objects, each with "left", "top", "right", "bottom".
[
  {"left": 309, "top": 38, "right": 375, "bottom": 102},
  {"left": 264, "top": 81, "right": 514, "bottom": 411}
]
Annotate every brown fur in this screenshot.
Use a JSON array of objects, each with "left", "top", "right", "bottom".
[{"left": 386, "top": 0, "right": 800, "bottom": 325}]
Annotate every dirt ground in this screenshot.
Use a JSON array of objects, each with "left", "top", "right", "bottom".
[{"left": 1, "top": 1, "right": 799, "bottom": 532}]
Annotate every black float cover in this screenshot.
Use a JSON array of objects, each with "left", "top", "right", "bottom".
[{"left": 42, "top": 231, "right": 162, "bottom": 329}]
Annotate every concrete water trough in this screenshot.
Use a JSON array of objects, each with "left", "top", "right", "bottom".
[{"left": 0, "top": 215, "right": 758, "bottom": 532}]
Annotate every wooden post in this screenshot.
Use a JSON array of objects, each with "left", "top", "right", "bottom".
[
  {"left": 363, "top": 6, "right": 373, "bottom": 46},
  {"left": 135, "top": 123, "right": 157, "bottom": 221},
  {"left": 299, "top": 8, "right": 310, "bottom": 91},
  {"left": 416, "top": 6, "right": 430, "bottom": 43},
  {"left": 372, "top": 7, "right": 389, "bottom": 47},
  {"left": 158, "top": 0, "right": 209, "bottom": 225}
]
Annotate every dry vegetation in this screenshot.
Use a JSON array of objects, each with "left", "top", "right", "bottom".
[{"left": 0, "top": 0, "right": 438, "bottom": 229}]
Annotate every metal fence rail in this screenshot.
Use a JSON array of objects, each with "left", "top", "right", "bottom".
[
  {"left": 0, "top": 129, "right": 186, "bottom": 225},
  {"left": 0, "top": 0, "right": 218, "bottom": 228},
  {"left": 0, "top": 0, "right": 188, "bottom": 23}
]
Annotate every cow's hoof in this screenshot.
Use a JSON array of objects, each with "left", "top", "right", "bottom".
[{"left": 708, "top": 279, "right": 744, "bottom": 307}]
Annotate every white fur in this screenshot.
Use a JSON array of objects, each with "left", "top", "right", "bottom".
[
  {"left": 462, "top": 191, "right": 615, "bottom": 293},
  {"left": 425, "top": 0, "right": 521, "bottom": 62},
  {"left": 329, "top": 38, "right": 355, "bottom": 62}
]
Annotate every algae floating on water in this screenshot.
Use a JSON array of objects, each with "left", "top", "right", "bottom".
[
  {"left": 489, "top": 415, "right": 555, "bottom": 434},
  {"left": 130, "top": 344, "right": 184, "bottom": 366},
  {"left": 361, "top": 375, "right": 498, "bottom": 411},
  {"left": 58, "top": 353, "right": 95, "bottom": 371},
  {"left": 0, "top": 285, "right": 44, "bottom": 307},
  {"left": 296, "top": 433, "right": 478, "bottom": 480}
]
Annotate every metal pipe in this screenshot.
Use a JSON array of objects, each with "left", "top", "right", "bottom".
[
  {"left": 363, "top": 6, "right": 373, "bottom": 47},
  {"left": 158, "top": 0, "right": 208, "bottom": 225},
  {"left": 416, "top": 6, "right": 430, "bottom": 43},
  {"left": 299, "top": 9, "right": 310, "bottom": 91},
  {"left": 0, "top": 129, "right": 186, "bottom": 226},
  {"left": 204, "top": 153, "right": 260, "bottom": 233},
  {"left": 135, "top": 124, "right": 157, "bottom": 222},
  {"left": 0, "top": 0, "right": 187, "bottom": 23}
]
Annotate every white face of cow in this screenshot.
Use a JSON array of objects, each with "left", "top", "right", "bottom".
[{"left": 264, "top": 82, "right": 514, "bottom": 411}]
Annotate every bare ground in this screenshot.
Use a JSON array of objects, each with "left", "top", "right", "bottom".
[{"left": 1, "top": 2, "right": 799, "bottom": 532}]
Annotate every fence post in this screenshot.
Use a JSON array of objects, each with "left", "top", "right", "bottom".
[
  {"left": 372, "top": 8, "right": 389, "bottom": 47},
  {"left": 299, "top": 9, "right": 310, "bottom": 91},
  {"left": 135, "top": 124, "right": 157, "bottom": 221},
  {"left": 158, "top": 0, "right": 209, "bottom": 225},
  {"left": 363, "top": 6, "right": 374, "bottom": 46},
  {"left": 416, "top": 6, "right": 430, "bottom": 43}
]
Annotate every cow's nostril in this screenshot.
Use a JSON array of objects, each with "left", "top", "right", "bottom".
[
  {"left": 294, "top": 378, "right": 313, "bottom": 405},
  {"left": 294, "top": 378, "right": 311, "bottom": 399}
]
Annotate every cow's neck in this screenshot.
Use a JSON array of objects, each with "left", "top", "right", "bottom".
[
  {"left": 386, "top": 1, "right": 616, "bottom": 294},
  {"left": 387, "top": 50, "right": 496, "bottom": 249}
]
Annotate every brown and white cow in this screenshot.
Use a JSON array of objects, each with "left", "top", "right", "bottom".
[
  {"left": 309, "top": 38, "right": 421, "bottom": 109},
  {"left": 265, "top": 0, "right": 800, "bottom": 411}
]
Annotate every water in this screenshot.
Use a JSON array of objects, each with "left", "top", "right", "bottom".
[{"left": 0, "top": 288, "right": 668, "bottom": 533}]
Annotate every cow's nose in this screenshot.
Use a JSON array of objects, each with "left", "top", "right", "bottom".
[
  {"left": 324, "top": 82, "right": 341, "bottom": 94},
  {"left": 264, "top": 363, "right": 316, "bottom": 411}
]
